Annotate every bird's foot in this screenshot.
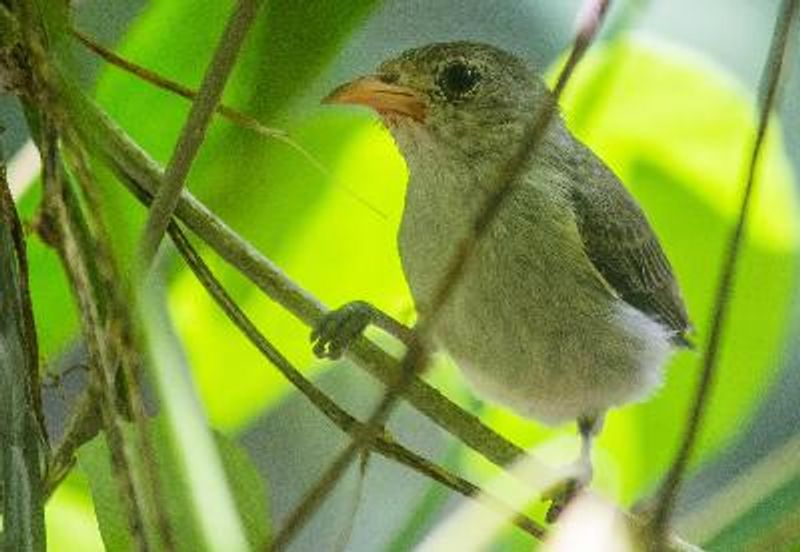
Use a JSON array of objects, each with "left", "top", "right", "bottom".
[
  {"left": 311, "top": 301, "right": 376, "bottom": 359},
  {"left": 543, "top": 455, "right": 593, "bottom": 523},
  {"left": 543, "top": 476, "right": 585, "bottom": 523}
]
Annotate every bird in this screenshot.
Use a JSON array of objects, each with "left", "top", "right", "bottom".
[{"left": 311, "top": 41, "right": 692, "bottom": 518}]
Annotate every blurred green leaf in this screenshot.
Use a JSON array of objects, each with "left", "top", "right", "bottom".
[
  {"left": 16, "top": 183, "right": 79, "bottom": 359},
  {"left": 215, "top": 433, "right": 271, "bottom": 547},
  {"left": 45, "top": 472, "right": 104, "bottom": 552},
  {"left": 77, "top": 419, "right": 269, "bottom": 551},
  {"left": 140, "top": 276, "right": 257, "bottom": 551},
  {"left": 76, "top": 436, "right": 133, "bottom": 551},
  {"left": 706, "top": 474, "right": 800, "bottom": 551},
  {"left": 0, "top": 162, "right": 46, "bottom": 552},
  {"left": 675, "top": 434, "right": 800, "bottom": 548},
  {"left": 90, "top": 0, "right": 382, "bottom": 252}
]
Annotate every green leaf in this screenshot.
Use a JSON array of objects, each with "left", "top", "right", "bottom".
[
  {"left": 674, "top": 434, "right": 800, "bottom": 547},
  {"left": 0, "top": 162, "right": 46, "bottom": 552},
  {"left": 76, "top": 436, "right": 133, "bottom": 551},
  {"left": 18, "top": 183, "right": 78, "bottom": 357},
  {"left": 215, "top": 434, "right": 271, "bottom": 548},
  {"left": 705, "top": 474, "right": 800, "bottom": 550},
  {"left": 77, "top": 419, "right": 270, "bottom": 551},
  {"left": 89, "top": 0, "right": 383, "bottom": 249},
  {"left": 45, "top": 472, "right": 104, "bottom": 552},
  {"left": 138, "top": 277, "right": 255, "bottom": 551}
]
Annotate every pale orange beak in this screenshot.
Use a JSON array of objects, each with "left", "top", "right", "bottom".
[{"left": 323, "top": 76, "right": 427, "bottom": 123}]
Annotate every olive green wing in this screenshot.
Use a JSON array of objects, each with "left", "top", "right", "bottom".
[{"left": 569, "top": 162, "right": 692, "bottom": 347}]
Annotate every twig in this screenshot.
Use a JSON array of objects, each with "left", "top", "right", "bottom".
[
  {"left": 37, "top": 123, "right": 152, "bottom": 549},
  {"left": 60, "top": 131, "right": 178, "bottom": 549},
  {"left": 70, "top": 28, "right": 286, "bottom": 143},
  {"left": 138, "top": 0, "right": 263, "bottom": 265},
  {"left": 276, "top": 0, "right": 612, "bottom": 544},
  {"left": 70, "top": 27, "right": 388, "bottom": 221},
  {"left": 554, "top": 0, "right": 611, "bottom": 97},
  {"left": 649, "top": 0, "right": 799, "bottom": 545},
  {"left": 166, "top": 223, "right": 547, "bottom": 544}
]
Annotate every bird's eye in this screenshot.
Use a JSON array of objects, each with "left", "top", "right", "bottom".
[
  {"left": 436, "top": 62, "right": 481, "bottom": 100},
  {"left": 380, "top": 71, "right": 400, "bottom": 84}
]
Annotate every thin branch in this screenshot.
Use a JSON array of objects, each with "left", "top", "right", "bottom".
[
  {"left": 36, "top": 123, "right": 152, "bottom": 549},
  {"left": 70, "top": 27, "right": 388, "bottom": 221},
  {"left": 649, "top": 0, "right": 799, "bottom": 544},
  {"left": 272, "top": 439, "right": 360, "bottom": 550},
  {"left": 70, "top": 27, "right": 286, "bottom": 142},
  {"left": 276, "top": 0, "right": 612, "bottom": 544},
  {"left": 138, "top": 0, "right": 263, "bottom": 265},
  {"left": 333, "top": 450, "right": 371, "bottom": 552},
  {"left": 59, "top": 130, "right": 181, "bottom": 549},
  {"left": 166, "top": 222, "right": 547, "bottom": 543}
]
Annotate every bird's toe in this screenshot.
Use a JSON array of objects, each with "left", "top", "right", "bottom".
[{"left": 310, "top": 302, "right": 375, "bottom": 359}]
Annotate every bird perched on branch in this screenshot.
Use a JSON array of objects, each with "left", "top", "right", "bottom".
[{"left": 313, "top": 41, "right": 692, "bottom": 518}]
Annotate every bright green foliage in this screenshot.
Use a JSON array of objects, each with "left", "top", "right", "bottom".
[
  {"left": 45, "top": 473, "right": 105, "bottom": 551},
  {"left": 77, "top": 420, "right": 269, "bottom": 551}
]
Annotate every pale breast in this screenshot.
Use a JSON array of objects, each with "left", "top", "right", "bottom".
[{"left": 397, "top": 166, "right": 672, "bottom": 424}]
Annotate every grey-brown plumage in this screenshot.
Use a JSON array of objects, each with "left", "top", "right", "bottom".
[
  {"left": 566, "top": 147, "right": 692, "bottom": 347},
  {"left": 319, "top": 41, "right": 691, "bottom": 427}
]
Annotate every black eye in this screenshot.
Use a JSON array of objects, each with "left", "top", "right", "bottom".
[
  {"left": 380, "top": 71, "right": 400, "bottom": 84},
  {"left": 437, "top": 62, "right": 481, "bottom": 100}
]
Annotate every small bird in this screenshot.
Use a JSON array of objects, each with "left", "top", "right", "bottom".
[{"left": 313, "top": 41, "right": 691, "bottom": 516}]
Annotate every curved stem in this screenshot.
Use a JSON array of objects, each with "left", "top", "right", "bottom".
[{"left": 650, "top": 0, "right": 800, "bottom": 545}]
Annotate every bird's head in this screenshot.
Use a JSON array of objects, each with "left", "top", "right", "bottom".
[{"left": 324, "top": 41, "right": 553, "bottom": 164}]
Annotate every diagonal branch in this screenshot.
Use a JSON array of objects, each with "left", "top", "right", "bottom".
[
  {"left": 167, "top": 222, "right": 547, "bottom": 542},
  {"left": 70, "top": 27, "right": 288, "bottom": 143},
  {"left": 70, "top": 27, "right": 387, "bottom": 220},
  {"left": 36, "top": 124, "right": 154, "bottom": 549},
  {"left": 649, "top": 0, "right": 800, "bottom": 544},
  {"left": 275, "top": 1, "right": 612, "bottom": 545},
  {"left": 138, "top": 0, "right": 264, "bottom": 265}
]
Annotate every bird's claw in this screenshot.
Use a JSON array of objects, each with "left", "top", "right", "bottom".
[
  {"left": 543, "top": 477, "right": 584, "bottom": 523},
  {"left": 311, "top": 301, "right": 375, "bottom": 360}
]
